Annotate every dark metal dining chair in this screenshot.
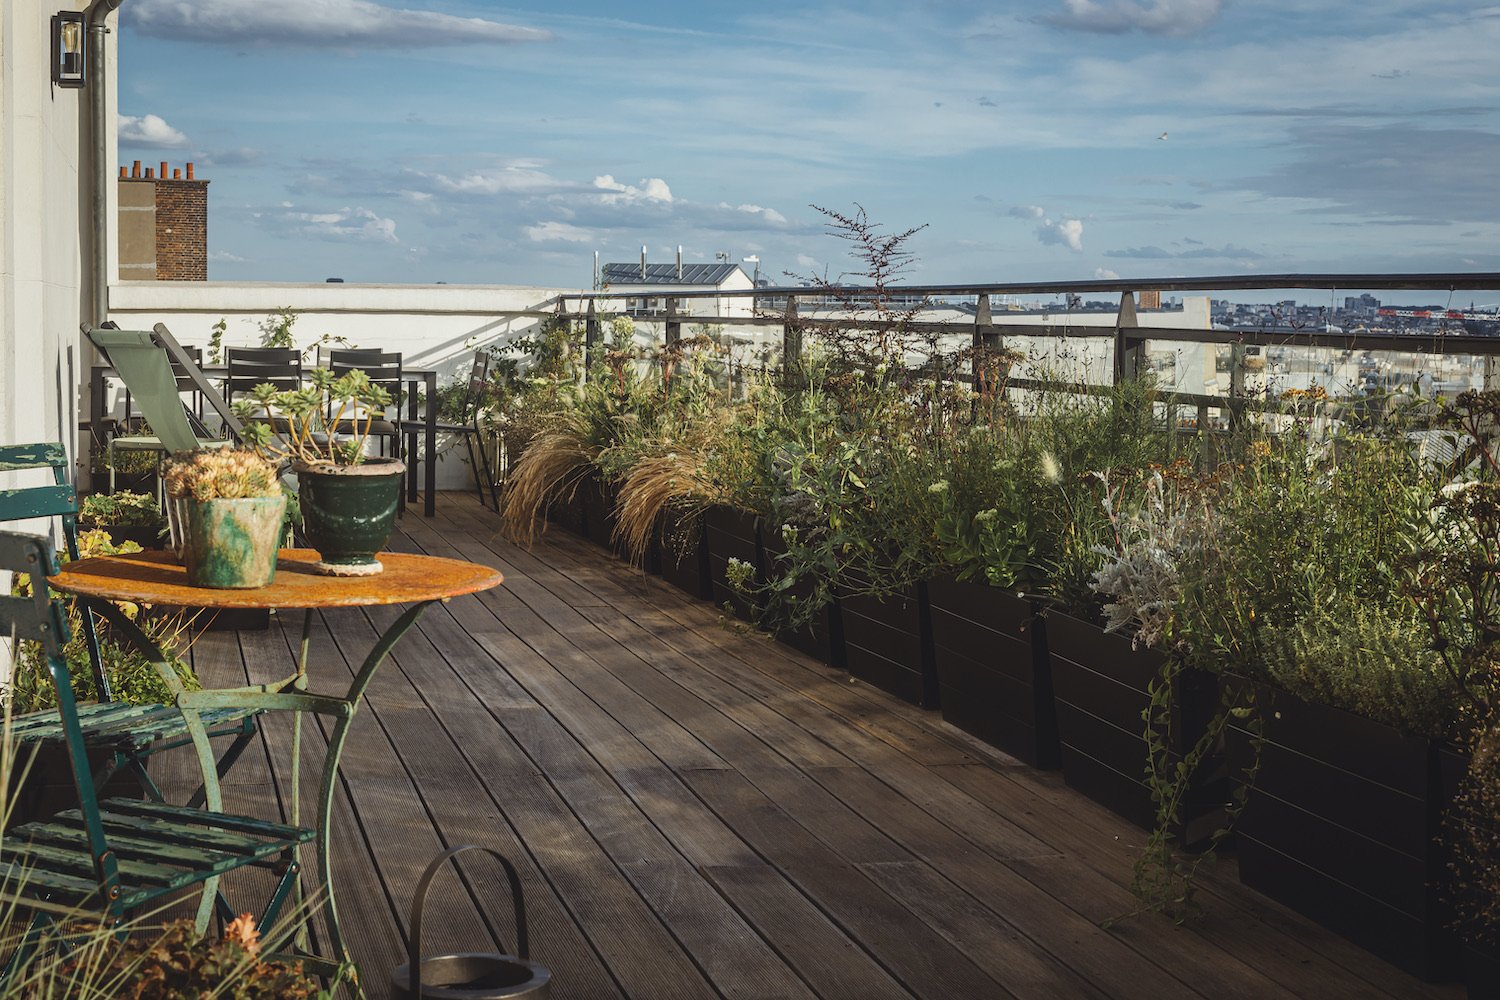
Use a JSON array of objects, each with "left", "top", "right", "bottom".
[{"left": 428, "top": 350, "right": 501, "bottom": 509}]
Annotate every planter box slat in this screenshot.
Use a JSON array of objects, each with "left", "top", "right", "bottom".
[
  {"left": 1048, "top": 611, "right": 1224, "bottom": 847},
  {"left": 705, "top": 506, "right": 761, "bottom": 623},
  {"left": 1237, "top": 832, "right": 1448, "bottom": 980},
  {"left": 926, "top": 578, "right": 1056, "bottom": 767},
  {"left": 1227, "top": 682, "right": 1460, "bottom": 982},
  {"left": 839, "top": 582, "right": 936, "bottom": 708}
]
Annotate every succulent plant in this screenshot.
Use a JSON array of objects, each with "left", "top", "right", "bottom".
[
  {"left": 233, "top": 367, "right": 395, "bottom": 468},
  {"left": 162, "top": 448, "right": 281, "bottom": 501}
]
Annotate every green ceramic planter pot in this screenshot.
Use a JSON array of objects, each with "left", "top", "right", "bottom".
[
  {"left": 295, "top": 460, "right": 405, "bottom": 576},
  {"left": 177, "top": 496, "right": 286, "bottom": 589}
]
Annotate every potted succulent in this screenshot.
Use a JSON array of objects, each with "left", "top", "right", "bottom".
[
  {"left": 162, "top": 449, "right": 286, "bottom": 589},
  {"left": 79, "top": 490, "right": 166, "bottom": 549},
  {"left": 236, "top": 368, "right": 403, "bottom": 576}
]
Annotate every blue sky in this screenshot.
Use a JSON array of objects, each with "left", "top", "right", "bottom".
[{"left": 117, "top": 1, "right": 1500, "bottom": 294}]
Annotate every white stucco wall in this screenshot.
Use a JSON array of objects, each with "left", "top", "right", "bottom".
[{"left": 0, "top": 2, "right": 100, "bottom": 465}]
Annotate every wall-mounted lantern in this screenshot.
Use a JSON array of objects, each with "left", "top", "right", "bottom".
[{"left": 52, "top": 11, "right": 87, "bottom": 88}]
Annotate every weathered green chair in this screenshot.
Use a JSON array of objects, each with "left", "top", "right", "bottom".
[
  {"left": 0, "top": 531, "right": 312, "bottom": 967},
  {"left": 0, "top": 443, "right": 257, "bottom": 805},
  {"left": 85, "top": 324, "right": 246, "bottom": 491}
]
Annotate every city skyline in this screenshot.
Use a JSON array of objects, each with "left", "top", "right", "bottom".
[{"left": 117, "top": 1, "right": 1500, "bottom": 293}]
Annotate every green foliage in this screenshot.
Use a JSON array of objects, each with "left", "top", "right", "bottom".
[
  {"left": 256, "top": 307, "right": 352, "bottom": 361},
  {"left": 20, "top": 916, "right": 331, "bottom": 999},
  {"left": 235, "top": 368, "right": 394, "bottom": 467},
  {"left": 10, "top": 530, "right": 199, "bottom": 714},
  {"left": 79, "top": 492, "right": 161, "bottom": 527},
  {"left": 208, "top": 318, "right": 227, "bottom": 365},
  {"left": 1258, "top": 600, "right": 1455, "bottom": 738}
]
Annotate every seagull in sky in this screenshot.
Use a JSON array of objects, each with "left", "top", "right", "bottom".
[{"left": 1157, "top": 132, "right": 1169, "bottom": 140}]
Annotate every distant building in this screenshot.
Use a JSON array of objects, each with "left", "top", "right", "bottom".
[
  {"left": 118, "top": 160, "right": 208, "bottom": 281},
  {"left": 1344, "top": 293, "right": 1380, "bottom": 314},
  {"left": 600, "top": 255, "right": 755, "bottom": 318}
]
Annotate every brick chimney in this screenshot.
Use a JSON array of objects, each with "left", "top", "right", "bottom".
[{"left": 117, "top": 161, "right": 210, "bottom": 280}]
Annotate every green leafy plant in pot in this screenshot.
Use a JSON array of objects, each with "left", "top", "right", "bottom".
[
  {"left": 79, "top": 490, "right": 166, "bottom": 549},
  {"left": 163, "top": 449, "right": 286, "bottom": 589},
  {"left": 236, "top": 367, "right": 404, "bottom": 576}
]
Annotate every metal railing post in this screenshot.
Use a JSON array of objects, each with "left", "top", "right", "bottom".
[
  {"left": 584, "top": 300, "right": 600, "bottom": 373},
  {"left": 782, "top": 295, "right": 802, "bottom": 375},
  {"left": 973, "top": 292, "right": 1006, "bottom": 407},
  {"left": 1113, "top": 291, "right": 1142, "bottom": 384},
  {"left": 665, "top": 297, "right": 682, "bottom": 348}
]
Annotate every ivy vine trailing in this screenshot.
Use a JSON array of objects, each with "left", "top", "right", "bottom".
[{"left": 1114, "top": 667, "right": 1263, "bottom": 925}]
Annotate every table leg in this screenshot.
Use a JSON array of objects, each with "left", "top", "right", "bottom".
[
  {"left": 290, "top": 609, "right": 314, "bottom": 953},
  {"left": 425, "top": 372, "right": 437, "bottom": 517},
  {"left": 314, "top": 599, "right": 434, "bottom": 965}
]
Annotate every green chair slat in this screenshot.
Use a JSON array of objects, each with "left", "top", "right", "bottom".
[
  {"left": 101, "top": 799, "right": 315, "bottom": 843},
  {"left": 0, "top": 444, "right": 68, "bottom": 473},
  {"left": 14, "top": 841, "right": 188, "bottom": 889},
  {"left": 0, "top": 861, "right": 112, "bottom": 903},
  {"left": 13, "top": 703, "right": 257, "bottom": 745},
  {"left": 52, "top": 807, "right": 297, "bottom": 858},
  {"left": 10, "top": 702, "right": 148, "bottom": 737},
  {"left": 0, "top": 484, "right": 76, "bottom": 521},
  {"left": 14, "top": 822, "right": 247, "bottom": 871}
]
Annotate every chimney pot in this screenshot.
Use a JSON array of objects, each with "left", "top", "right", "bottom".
[
  {"left": 145, "top": 168, "right": 154, "bottom": 179},
  {"left": 173, "top": 168, "right": 181, "bottom": 179},
  {"left": 132, "top": 160, "right": 142, "bottom": 178},
  {"left": 160, "top": 161, "right": 168, "bottom": 178},
  {"left": 119, "top": 166, "right": 127, "bottom": 178},
  {"left": 186, "top": 162, "right": 195, "bottom": 180}
]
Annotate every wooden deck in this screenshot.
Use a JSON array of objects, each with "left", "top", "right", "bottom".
[{"left": 160, "top": 493, "right": 1460, "bottom": 999}]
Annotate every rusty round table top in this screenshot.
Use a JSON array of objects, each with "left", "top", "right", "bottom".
[{"left": 49, "top": 549, "right": 504, "bottom": 609}]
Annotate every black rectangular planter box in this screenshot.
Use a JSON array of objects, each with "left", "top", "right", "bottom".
[
  {"left": 761, "top": 528, "right": 841, "bottom": 666},
  {"left": 1226, "top": 681, "right": 1462, "bottom": 982},
  {"left": 579, "top": 475, "right": 621, "bottom": 554},
  {"left": 927, "top": 577, "right": 1056, "bottom": 768},
  {"left": 839, "top": 576, "right": 937, "bottom": 708},
  {"left": 654, "top": 509, "right": 708, "bottom": 599},
  {"left": 1048, "top": 611, "right": 1225, "bottom": 846},
  {"left": 8, "top": 743, "right": 140, "bottom": 828},
  {"left": 704, "top": 505, "right": 762, "bottom": 624},
  {"left": 544, "top": 488, "right": 586, "bottom": 537}
]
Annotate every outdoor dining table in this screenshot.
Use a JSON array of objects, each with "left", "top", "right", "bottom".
[
  {"left": 49, "top": 548, "right": 504, "bottom": 975},
  {"left": 87, "top": 362, "right": 445, "bottom": 516}
]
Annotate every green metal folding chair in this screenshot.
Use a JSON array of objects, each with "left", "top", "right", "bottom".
[
  {"left": 0, "top": 531, "right": 312, "bottom": 975},
  {"left": 0, "top": 443, "right": 259, "bottom": 808},
  {"left": 86, "top": 324, "right": 247, "bottom": 493}
]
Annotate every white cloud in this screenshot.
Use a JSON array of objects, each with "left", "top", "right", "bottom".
[
  {"left": 1043, "top": 0, "right": 1223, "bottom": 37},
  {"left": 525, "top": 221, "right": 592, "bottom": 243},
  {"left": 593, "top": 175, "right": 673, "bottom": 204},
  {"left": 1008, "top": 205, "right": 1046, "bottom": 219},
  {"left": 1036, "top": 217, "right": 1085, "bottom": 252},
  {"left": 130, "top": 0, "right": 551, "bottom": 49},
  {"left": 795, "top": 254, "right": 820, "bottom": 269},
  {"left": 118, "top": 113, "right": 189, "bottom": 148},
  {"left": 208, "top": 249, "right": 248, "bottom": 263},
  {"left": 1094, "top": 267, "right": 1121, "bottom": 280},
  {"left": 418, "top": 164, "right": 564, "bottom": 196},
  {"left": 734, "top": 203, "right": 788, "bottom": 225},
  {"left": 280, "top": 206, "right": 398, "bottom": 244}
]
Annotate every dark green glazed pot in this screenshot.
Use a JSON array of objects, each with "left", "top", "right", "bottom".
[
  {"left": 178, "top": 496, "right": 286, "bottom": 589},
  {"left": 295, "top": 460, "right": 404, "bottom": 576}
]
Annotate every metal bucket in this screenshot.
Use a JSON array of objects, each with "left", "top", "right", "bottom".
[{"left": 393, "top": 845, "right": 551, "bottom": 999}]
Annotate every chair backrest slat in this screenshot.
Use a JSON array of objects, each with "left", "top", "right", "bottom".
[
  {"left": 226, "top": 347, "right": 301, "bottom": 400},
  {"left": 0, "top": 442, "right": 109, "bottom": 704},
  {"left": 150, "top": 323, "right": 245, "bottom": 440}
]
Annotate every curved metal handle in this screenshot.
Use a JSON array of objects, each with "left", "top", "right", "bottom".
[{"left": 407, "top": 845, "right": 529, "bottom": 997}]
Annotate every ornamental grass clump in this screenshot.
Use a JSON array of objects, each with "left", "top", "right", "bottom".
[{"left": 162, "top": 449, "right": 281, "bottom": 501}]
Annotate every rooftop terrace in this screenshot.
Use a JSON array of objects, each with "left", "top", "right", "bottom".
[{"left": 158, "top": 493, "right": 1461, "bottom": 1000}]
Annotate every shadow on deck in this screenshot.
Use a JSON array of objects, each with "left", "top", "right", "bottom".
[{"left": 156, "top": 493, "right": 1460, "bottom": 1000}]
